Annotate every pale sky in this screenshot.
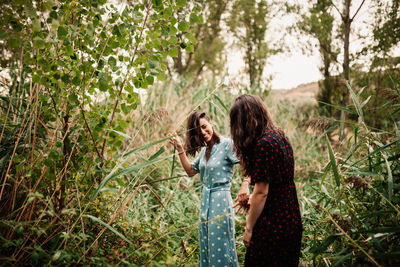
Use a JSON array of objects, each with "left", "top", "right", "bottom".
[
  {"left": 227, "top": 47, "right": 323, "bottom": 90},
  {"left": 225, "top": 0, "right": 396, "bottom": 90}
]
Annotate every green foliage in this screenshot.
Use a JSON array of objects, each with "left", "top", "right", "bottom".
[
  {"left": 0, "top": 0, "right": 200, "bottom": 265},
  {"left": 168, "top": 0, "right": 231, "bottom": 79},
  {"left": 0, "top": 0, "right": 399, "bottom": 265},
  {"left": 228, "top": 0, "right": 274, "bottom": 89},
  {"left": 372, "top": 0, "right": 400, "bottom": 53},
  {"left": 300, "top": 83, "right": 400, "bottom": 266}
]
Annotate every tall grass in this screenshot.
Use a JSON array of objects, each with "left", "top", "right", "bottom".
[
  {"left": 297, "top": 82, "right": 400, "bottom": 266},
  {"left": 1, "top": 74, "right": 399, "bottom": 266}
]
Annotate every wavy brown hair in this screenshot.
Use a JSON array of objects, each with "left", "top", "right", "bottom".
[
  {"left": 184, "top": 111, "right": 220, "bottom": 156},
  {"left": 229, "top": 94, "right": 286, "bottom": 176}
]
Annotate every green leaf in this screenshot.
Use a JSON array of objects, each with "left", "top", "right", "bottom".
[
  {"left": 57, "top": 26, "right": 68, "bottom": 40},
  {"left": 352, "top": 140, "right": 397, "bottom": 166},
  {"left": 148, "top": 60, "right": 158, "bottom": 68},
  {"left": 108, "top": 56, "right": 117, "bottom": 66},
  {"left": 123, "top": 135, "right": 174, "bottom": 158},
  {"left": 317, "top": 101, "right": 356, "bottom": 114},
  {"left": 149, "top": 146, "right": 165, "bottom": 161},
  {"left": 185, "top": 33, "right": 196, "bottom": 44},
  {"left": 49, "top": 11, "right": 58, "bottom": 19},
  {"left": 169, "top": 25, "right": 177, "bottom": 35},
  {"left": 346, "top": 82, "right": 364, "bottom": 122},
  {"left": 52, "top": 251, "right": 62, "bottom": 261},
  {"left": 383, "top": 155, "right": 393, "bottom": 201},
  {"left": 326, "top": 135, "right": 340, "bottom": 187},
  {"left": 9, "top": 38, "right": 19, "bottom": 48},
  {"left": 72, "top": 73, "right": 81, "bottom": 86},
  {"left": 91, "top": 155, "right": 173, "bottom": 200},
  {"left": 98, "top": 59, "right": 104, "bottom": 70},
  {"left": 65, "top": 45, "right": 73, "bottom": 56},
  {"left": 331, "top": 252, "right": 353, "bottom": 267},
  {"left": 33, "top": 37, "right": 45, "bottom": 49},
  {"left": 169, "top": 36, "right": 178, "bottom": 44},
  {"left": 157, "top": 72, "right": 167, "bottom": 81},
  {"left": 0, "top": 30, "right": 7, "bottom": 40},
  {"left": 168, "top": 47, "right": 178, "bottom": 57},
  {"left": 61, "top": 74, "right": 70, "bottom": 84},
  {"left": 310, "top": 234, "right": 341, "bottom": 254},
  {"left": 163, "top": 7, "right": 172, "bottom": 19},
  {"left": 189, "top": 13, "right": 198, "bottom": 23},
  {"left": 68, "top": 93, "right": 78, "bottom": 104},
  {"left": 146, "top": 75, "right": 154, "bottom": 85},
  {"left": 178, "top": 21, "right": 189, "bottom": 32},
  {"left": 197, "top": 14, "right": 204, "bottom": 24},
  {"left": 176, "top": 0, "right": 186, "bottom": 7},
  {"left": 214, "top": 95, "right": 228, "bottom": 112},
  {"left": 121, "top": 103, "right": 130, "bottom": 115},
  {"left": 152, "top": 0, "right": 162, "bottom": 7},
  {"left": 186, "top": 43, "right": 194, "bottom": 52},
  {"left": 99, "top": 78, "right": 108, "bottom": 92},
  {"left": 105, "top": 129, "right": 131, "bottom": 139},
  {"left": 83, "top": 214, "right": 134, "bottom": 245}
]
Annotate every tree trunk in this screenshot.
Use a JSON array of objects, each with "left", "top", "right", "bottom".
[
  {"left": 374, "top": 53, "right": 385, "bottom": 128},
  {"left": 59, "top": 115, "right": 69, "bottom": 214},
  {"left": 339, "top": 0, "right": 351, "bottom": 141}
]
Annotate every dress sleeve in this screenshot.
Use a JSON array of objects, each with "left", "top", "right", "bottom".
[
  {"left": 191, "top": 150, "right": 201, "bottom": 173},
  {"left": 250, "top": 139, "right": 276, "bottom": 185},
  {"left": 225, "top": 139, "right": 239, "bottom": 165}
]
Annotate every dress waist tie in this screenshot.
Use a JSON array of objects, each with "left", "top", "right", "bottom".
[{"left": 201, "top": 181, "right": 231, "bottom": 219}]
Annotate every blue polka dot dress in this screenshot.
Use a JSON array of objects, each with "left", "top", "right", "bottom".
[{"left": 191, "top": 136, "right": 239, "bottom": 267}]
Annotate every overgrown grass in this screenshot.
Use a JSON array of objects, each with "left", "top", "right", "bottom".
[{"left": 0, "top": 76, "right": 399, "bottom": 266}]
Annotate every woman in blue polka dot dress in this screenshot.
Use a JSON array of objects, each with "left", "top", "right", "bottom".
[{"left": 170, "top": 111, "right": 249, "bottom": 267}]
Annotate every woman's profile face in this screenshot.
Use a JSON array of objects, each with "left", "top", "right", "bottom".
[{"left": 199, "top": 118, "right": 213, "bottom": 143}]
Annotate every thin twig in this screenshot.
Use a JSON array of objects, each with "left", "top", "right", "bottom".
[
  {"left": 77, "top": 187, "right": 139, "bottom": 263},
  {"left": 99, "top": 1, "right": 152, "bottom": 165},
  {"left": 351, "top": 0, "right": 366, "bottom": 21},
  {"left": 331, "top": 1, "right": 344, "bottom": 21},
  {"left": 0, "top": 84, "right": 38, "bottom": 200},
  {"left": 80, "top": 106, "right": 102, "bottom": 158}
]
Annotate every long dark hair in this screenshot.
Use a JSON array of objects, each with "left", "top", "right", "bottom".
[
  {"left": 229, "top": 94, "right": 285, "bottom": 175},
  {"left": 184, "top": 111, "right": 220, "bottom": 156}
]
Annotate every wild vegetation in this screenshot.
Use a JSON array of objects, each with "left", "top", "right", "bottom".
[{"left": 0, "top": 0, "right": 399, "bottom": 266}]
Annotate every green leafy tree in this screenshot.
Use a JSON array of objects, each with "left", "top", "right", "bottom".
[
  {"left": 297, "top": 0, "right": 340, "bottom": 117},
  {"left": 366, "top": 0, "right": 400, "bottom": 128},
  {"left": 228, "top": 0, "right": 274, "bottom": 89},
  {"left": 167, "top": 0, "right": 232, "bottom": 85},
  {"left": 0, "top": 0, "right": 199, "bottom": 264},
  {"left": 329, "top": 0, "right": 366, "bottom": 139}
]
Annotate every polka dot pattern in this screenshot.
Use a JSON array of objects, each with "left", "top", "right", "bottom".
[
  {"left": 245, "top": 132, "right": 303, "bottom": 267},
  {"left": 192, "top": 137, "right": 240, "bottom": 266}
]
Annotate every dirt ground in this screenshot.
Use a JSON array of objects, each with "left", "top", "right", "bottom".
[{"left": 271, "top": 82, "right": 319, "bottom": 105}]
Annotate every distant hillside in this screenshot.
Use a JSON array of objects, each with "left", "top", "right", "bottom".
[{"left": 271, "top": 82, "right": 319, "bottom": 105}]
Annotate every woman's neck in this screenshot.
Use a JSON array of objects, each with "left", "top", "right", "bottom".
[{"left": 206, "top": 139, "right": 215, "bottom": 150}]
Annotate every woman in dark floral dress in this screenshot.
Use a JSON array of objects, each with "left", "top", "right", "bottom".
[{"left": 229, "top": 94, "right": 303, "bottom": 267}]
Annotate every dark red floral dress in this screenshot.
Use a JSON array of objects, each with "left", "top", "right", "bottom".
[{"left": 245, "top": 131, "right": 303, "bottom": 267}]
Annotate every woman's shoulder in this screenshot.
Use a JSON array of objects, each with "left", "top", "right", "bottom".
[
  {"left": 217, "top": 136, "right": 235, "bottom": 153},
  {"left": 219, "top": 136, "right": 233, "bottom": 145},
  {"left": 257, "top": 131, "right": 285, "bottom": 147}
]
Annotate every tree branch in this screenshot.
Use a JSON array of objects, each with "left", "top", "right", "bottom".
[
  {"left": 331, "top": 1, "right": 344, "bottom": 21},
  {"left": 99, "top": 1, "right": 151, "bottom": 166},
  {"left": 351, "top": 0, "right": 366, "bottom": 21},
  {"left": 80, "top": 106, "right": 102, "bottom": 159}
]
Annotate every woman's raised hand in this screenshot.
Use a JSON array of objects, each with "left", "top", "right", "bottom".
[{"left": 169, "top": 135, "right": 184, "bottom": 153}]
